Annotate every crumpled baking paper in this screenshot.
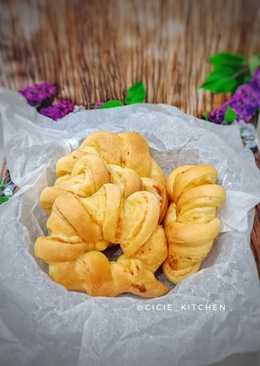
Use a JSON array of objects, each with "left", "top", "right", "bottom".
[{"left": 0, "top": 88, "right": 260, "bottom": 366}]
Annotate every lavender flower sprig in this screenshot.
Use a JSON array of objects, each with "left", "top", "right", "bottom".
[
  {"left": 209, "top": 68, "right": 260, "bottom": 124},
  {"left": 20, "top": 82, "right": 57, "bottom": 106},
  {"left": 40, "top": 99, "right": 74, "bottom": 120}
]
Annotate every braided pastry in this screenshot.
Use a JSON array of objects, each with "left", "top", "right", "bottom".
[
  {"left": 162, "top": 164, "right": 226, "bottom": 284},
  {"left": 56, "top": 131, "right": 165, "bottom": 182},
  {"left": 36, "top": 131, "right": 226, "bottom": 296},
  {"left": 35, "top": 183, "right": 168, "bottom": 297},
  {"left": 48, "top": 251, "right": 168, "bottom": 298},
  {"left": 40, "top": 131, "right": 167, "bottom": 222},
  {"left": 40, "top": 156, "right": 142, "bottom": 213}
]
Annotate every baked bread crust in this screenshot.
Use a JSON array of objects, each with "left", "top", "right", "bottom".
[
  {"left": 35, "top": 132, "right": 168, "bottom": 297},
  {"left": 163, "top": 165, "right": 226, "bottom": 284}
]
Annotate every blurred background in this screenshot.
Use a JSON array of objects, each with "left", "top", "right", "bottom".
[{"left": 0, "top": 0, "right": 260, "bottom": 115}]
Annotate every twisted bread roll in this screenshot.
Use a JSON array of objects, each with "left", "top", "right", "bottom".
[
  {"left": 38, "top": 185, "right": 167, "bottom": 261},
  {"left": 40, "top": 157, "right": 142, "bottom": 213},
  {"left": 55, "top": 145, "right": 99, "bottom": 177},
  {"left": 163, "top": 164, "right": 226, "bottom": 284},
  {"left": 36, "top": 131, "right": 169, "bottom": 297},
  {"left": 56, "top": 131, "right": 164, "bottom": 178},
  {"left": 167, "top": 164, "right": 218, "bottom": 202},
  {"left": 82, "top": 131, "right": 152, "bottom": 177},
  {"left": 35, "top": 184, "right": 168, "bottom": 297},
  {"left": 40, "top": 153, "right": 111, "bottom": 212},
  {"left": 40, "top": 131, "right": 167, "bottom": 222},
  {"left": 119, "top": 225, "right": 167, "bottom": 273},
  {"left": 49, "top": 251, "right": 168, "bottom": 297},
  {"left": 141, "top": 177, "right": 168, "bottom": 223}
]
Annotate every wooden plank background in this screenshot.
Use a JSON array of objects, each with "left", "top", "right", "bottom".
[{"left": 0, "top": 0, "right": 260, "bottom": 115}]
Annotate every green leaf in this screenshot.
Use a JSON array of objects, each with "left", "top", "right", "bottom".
[
  {"left": 201, "top": 61, "right": 249, "bottom": 93},
  {"left": 203, "top": 66, "right": 237, "bottom": 81},
  {"left": 101, "top": 100, "right": 123, "bottom": 109},
  {"left": 201, "top": 52, "right": 249, "bottom": 93},
  {"left": 0, "top": 195, "right": 9, "bottom": 205},
  {"left": 209, "top": 52, "right": 246, "bottom": 67},
  {"left": 125, "top": 82, "right": 146, "bottom": 105},
  {"left": 0, "top": 179, "right": 4, "bottom": 189},
  {"left": 201, "top": 72, "right": 238, "bottom": 93},
  {"left": 202, "top": 111, "right": 209, "bottom": 120},
  {"left": 224, "top": 106, "right": 237, "bottom": 124},
  {"left": 249, "top": 54, "right": 260, "bottom": 75}
]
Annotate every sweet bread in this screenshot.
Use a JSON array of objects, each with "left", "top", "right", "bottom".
[
  {"left": 35, "top": 131, "right": 226, "bottom": 296},
  {"left": 57, "top": 131, "right": 165, "bottom": 182},
  {"left": 40, "top": 156, "right": 141, "bottom": 212},
  {"left": 37, "top": 183, "right": 168, "bottom": 262},
  {"left": 41, "top": 131, "right": 167, "bottom": 222},
  {"left": 49, "top": 251, "right": 168, "bottom": 298},
  {"left": 163, "top": 164, "right": 226, "bottom": 284},
  {"left": 36, "top": 182, "right": 168, "bottom": 297}
]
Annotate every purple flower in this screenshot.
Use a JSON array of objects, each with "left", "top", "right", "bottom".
[
  {"left": 208, "top": 106, "right": 226, "bottom": 124},
  {"left": 209, "top": 68, "right": 260, "bottom": 124},
  {"left": 251, "top": 68, "right": 260, "bottom": 89},
  {"left": 40, "top": 99, "right": 74, "bottom": 120},
  {"left": 20, "top": 82, "right": 57, "bottom": 106},
  {"left": 95, "top": 100, "right": 102, "bottom": 108}
]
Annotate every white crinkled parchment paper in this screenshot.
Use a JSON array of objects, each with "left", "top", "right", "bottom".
[{"left": 0, "top": 88, "right": 260, "bottom": 366}]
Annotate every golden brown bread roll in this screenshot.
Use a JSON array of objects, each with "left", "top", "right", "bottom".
[
  {"left": 41, "top": 131, "right": 167, "bottom": 221},
  {"left": 35, "top": 234, "right": 107, "bottom": 263},
  {"left": 108, "top": 164, "right": 142, "bottom": 198},
  {"left": 177, "top": 184, "right": 226, "bottom": 215},
  {"left": 35, "top": 131, "right": 170, "bottom": 298},
  {"left": 40, "top": 163, "right": 143, "bottom": 213},
  {"left": 49, "top": 251, "right": 168, "bottom": 297},
  {"left": 84, "top": 131, "right": 151, "bottom": 177},
  {"left": 150, "top": 159, "right": 166, "bottom": 187},
  {"left": 120, "top": 190, "right": 161, "bottom": 256},
  {"left": 163, "top": 164, "right": 226, "bottom": 284},
  {"left": 40, "top": 153, "right": 111, "bottom": 212},
  {"left": 56, "top": 145, "right": 99, "bottom": 177},
  {"left": 119, "top": 225, "right": 168, "bottom": 272},
  {"left": 35, "top": 184, "right": 168, "bottom": 297},
  {"left": 82, "top": 131, "right": 123, "bottom": 167},
  {"left": 141, "top": 177, "right": 168, "bottom": 223},
  {"left": 57, "top": 131, "right": 166, "bottom": 186},
  {"left": 167, "top": 164, "right": 217, "bottom": 202},
  {"left": 40, "top": 184, "right": 166, "bottom": 260},
  {"left": 41, "top": 165, "right": 143, "bottom": 211}
]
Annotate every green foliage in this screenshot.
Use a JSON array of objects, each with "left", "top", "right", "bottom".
[
  {"left": 201, "top": 52, "right": 248, "bottom": 93},
  {"left": 0, "top": 196, "right": 9, "bottom": 205},
  {"left": 101, "top": 82, "right": 146, "bottom": 108},
  {"left": 209, "top": 52, "right": 245, "bottom": 67},
  {"left": 224, "top": 106, "right": 237, "bottom": 124},
  {"left": 202, "top": 111, "right": 209, "bottom": 120},
  {"left": 0, "top": 179, "right": 4, "bottom": 190},
  {"left": 249, "top": 54, "right": 260, "bottom": 75},
  {"left": 125, "top": 82, "right": 146, "bottom": 105},
  {"left": 101, "top": 100, "right": 123, "bottom": 108}
]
